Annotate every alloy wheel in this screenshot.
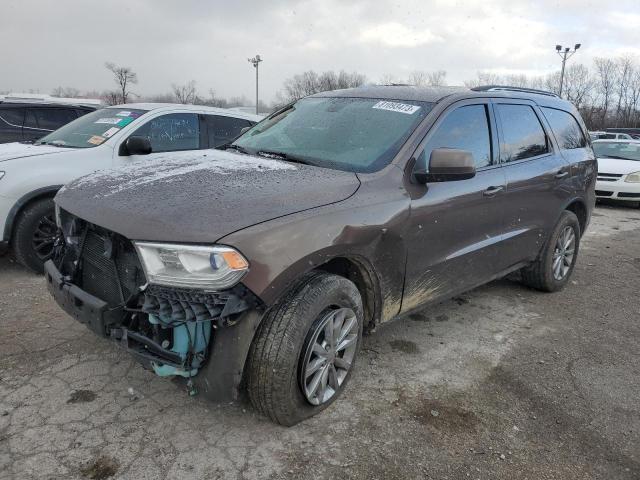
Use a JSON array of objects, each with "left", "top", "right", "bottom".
[
  {"left": 31, "top": 213, "right": 57, "bottom": 260},
  {"left": 300, "top": 307, "right": 359, "bottom": 406},
  {"left": 552, "top": 225, "right": 576, "bottom": 281}
]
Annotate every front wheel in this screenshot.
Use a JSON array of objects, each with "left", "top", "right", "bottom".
[
  {"left": 12, "top": 198, "right": 57, "bottom": 274},
  {"left": 246, "top": 272, "right": 363, "bottom": 426},
  {"left": 521, "top": 210, "right": 581, "bottom": 292}
]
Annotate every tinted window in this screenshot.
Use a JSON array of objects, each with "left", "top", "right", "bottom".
[
  {"left": 0, "top": 108, "right": 24, "bottom": 126},
  {"left": 497, "top": 104, "right": 548, "bottom": 162},
  {"left": 418, "top": 104, "right": 492, "bottom": 169},
  {"left": 33, "top": 108, "right": 78, "bottom": 130},
  {"left": 131, "top": 113, "right": 199, "bottom": 152},
  {"left": 207, "top": 115, "right": 252, "bottom": 147},
  {"left": 541, "top": 107, "right": 586, "bottom": 150},
  {"left": 25, "top": 110, "right": 37, "bottom": 129}
]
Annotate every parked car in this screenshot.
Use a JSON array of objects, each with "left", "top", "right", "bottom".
[
  {"left": 589, "top": 131, "right": 635, "bottom": 141},
  {"left": 45, "top": 85, "right": 595, "bottom": 425},
  {"left": 0, "top": 93, "right": 101, "bottom": 144},
  {"left": 605, "top": 127, "right": 640, "bottom": 140},
  {"left": 0, "top": 103, "right": 261, "bottom": 272},
  {"left": 593, "top": 139, "right": 640, "bottom": 206}
]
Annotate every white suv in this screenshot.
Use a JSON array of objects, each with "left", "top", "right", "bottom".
[{"left": 0, "top": 103, "right": 262, "bottom": 272}]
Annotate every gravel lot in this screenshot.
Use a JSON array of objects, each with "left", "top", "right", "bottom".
[{"left": 1, "top": 204, "right": 639, "bottom": 480}]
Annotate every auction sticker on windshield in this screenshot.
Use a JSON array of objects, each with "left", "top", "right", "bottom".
[
  {"left": 87, "top": 135, "right": 105, "bottom": 145},
  {"left": 95, "top": 118, "right": 121, "bottom": 125},
  {"left": 372, "top": 101, "right": 421, "bottom": 114},
  {"left": 102, "top": 127, "right": 120, "bottom": 138}
]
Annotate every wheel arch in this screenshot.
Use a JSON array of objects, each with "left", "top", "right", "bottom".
[
  {"left": 3, "top": 186, "right": 62, "bottom": 242},
  {"left": 563, "top": 198, "right": 588, "bottom": 237},
  {"left": 314, "top": 255, "right": 382, "bottom": 331}
]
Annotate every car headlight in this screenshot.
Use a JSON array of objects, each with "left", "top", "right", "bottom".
[
  {"left": 625, "top": 171, "right": 640, "bottom": 183},
  {"left": 134, "top": 242, "right": 249, "bottom": 291}
]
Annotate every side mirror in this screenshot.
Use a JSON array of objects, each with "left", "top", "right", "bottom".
[
  {"left": 122, "top": 136, "right": 152, "bottom": 156},
  {"left": 239, "top": 126, "right": 251, "bottom": 135},
  {"left": 414, "top": 148, "right": 476, "bottom": 184}
]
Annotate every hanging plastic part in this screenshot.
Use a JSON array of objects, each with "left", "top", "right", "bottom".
[{"left": 148, "top": 314, "right": 212, "bottom": 378}]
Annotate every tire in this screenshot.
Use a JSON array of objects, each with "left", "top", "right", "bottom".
[
  {"left": 246, "top": 272, "right": 364, "bottom": 426},
  {"left": 521, "top": 210, "right": 580, "bottom": 292},
  {"left": 11, "top": 198, "right": 57, "bottom": 274}
]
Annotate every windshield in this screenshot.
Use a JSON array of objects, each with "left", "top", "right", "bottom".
[
  {"left": 35, "top": 108, "right": 147, "bottom": 148},
  {"left": 593, "top": 141, "right": 640, "bottom": 161},
  {"left": 233, "top": 97, "right": 434, "bottom": 172}
]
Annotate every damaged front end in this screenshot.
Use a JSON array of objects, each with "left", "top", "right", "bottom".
[{"left": 46, "top": 209, "right": 260, "bottom": 382}]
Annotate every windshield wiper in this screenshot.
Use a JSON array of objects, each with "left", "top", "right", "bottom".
[
  {"left": 218, "top": 143, "right": 249, "bottom": 154},
  {"left": 256, "top": 150, "right": 315, "bottom": 166},
  {"left": 600, "top": 155, "right": 632, "bottom": 160}
]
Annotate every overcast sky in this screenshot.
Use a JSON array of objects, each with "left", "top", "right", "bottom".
[{"left": 2, "top": 0, "right": 639, "bottom": 103}]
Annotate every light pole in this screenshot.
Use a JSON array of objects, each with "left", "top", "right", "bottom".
[
  {"left": 248, "top": 55, "right": 262, "bottom": 115},
  {"left": 555, "top": 43, "right": 581, "bottom": 97}
]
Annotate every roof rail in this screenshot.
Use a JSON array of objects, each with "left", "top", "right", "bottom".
[
  {"left": 0, "top": 93, "right": 103, "bottom": 107},
  {"left": 471, "top": 85, "right": 559, "bottom": 98}
]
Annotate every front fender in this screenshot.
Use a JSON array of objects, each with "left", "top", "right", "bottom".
[{"left": 218, "top": 189, "right": 410, "bottom": 323}]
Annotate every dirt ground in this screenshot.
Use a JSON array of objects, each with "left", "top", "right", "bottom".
[{"left": 1, "top": 203, "right": 639, "bottom": 480}]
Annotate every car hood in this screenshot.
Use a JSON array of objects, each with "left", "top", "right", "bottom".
[
  {"left": 0, "top": 142, "right": 68, "bottom": 162},
  {"left": 597, "top": 157, "right": 640, "bottom": 175},
  {"left": 56, "top": 150, "right": 361, "bottom": 243}
]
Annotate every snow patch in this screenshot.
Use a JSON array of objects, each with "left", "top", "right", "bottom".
[{"left": 68, "top": 150, "right": 296, "bottom": 197}]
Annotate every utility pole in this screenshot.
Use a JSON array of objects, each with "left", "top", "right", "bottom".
[
  {"left": 555, "top": 43, "right": 581, "bottom": 97},
  {"left": 248, "top": 55, "right": 262, "bottom": 115}
]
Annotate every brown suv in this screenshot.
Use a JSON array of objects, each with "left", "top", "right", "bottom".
[{"left": 45, "top": 85, "right": 596, "bottom": 425}]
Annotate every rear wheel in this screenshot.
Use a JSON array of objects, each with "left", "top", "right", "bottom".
[
  {"left": 521, "top": 210, "right": 580, "bottom": 292},
  {"left": 246, "top": 272, "right": 363, "bottom": 426},
  {"left": 12, "top": 198, "right": 57, "bottom": 274}
]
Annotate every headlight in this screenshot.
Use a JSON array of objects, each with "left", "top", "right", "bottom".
[
  {"left": 0, "top": 171, "right": 5, "bottom": 180},
  {"left": 134, "top": 242, "right": 249, "bottom": 291},
  {"left": 625, "top": 171, "right": 640, "bottom": 183}
]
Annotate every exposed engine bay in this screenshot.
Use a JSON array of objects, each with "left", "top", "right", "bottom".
[{"left": 48, "top": 209, "right": 260, "bottom": 381}]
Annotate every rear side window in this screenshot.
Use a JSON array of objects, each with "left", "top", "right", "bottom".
[
  {"left": 32, "top": 108, "right": 78, "bottom": 130},
  {"left": 0, "top": 108, "right": 24, "bottom": 126},
  {"left": 497, "top": 104, "right": 548, "bottom": 162},
  {"left": 541, "top": 107, "right": 586, "bottom": 150},
  {"left": 419, "top": 104, "right": 492, "bottom": 169},
  {"left": 206, "top": 115, "right": 253, "bottom": 147},
  {"left": 131, "top": 113, "right": 200, "bottom": 152}
]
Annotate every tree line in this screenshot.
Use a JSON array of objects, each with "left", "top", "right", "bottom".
[{"left": 45, "top": 56, "right": 640, "bottom": 129}]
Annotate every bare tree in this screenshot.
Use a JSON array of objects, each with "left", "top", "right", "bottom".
[
  {"left": 105, "top": 62, "right": 138, "bottom": 104},
  {"left": 406, "top": 70, "right": 447, "bottom": 87},
  {"left": 51, "top": 86, "right": 80, "bottom": 98},
  {"left": 172, "top": 80, "right": 198, "bottom": 104},
  {"left": 562, "top": 64, "right": 594, "bottom": 109},
  {"left": 593, "top": 58, "right": 616, "bottom": 125},
  {"left": 463, "top": 71, "right": 502, "bottom": 88},
  {"left": 407, "top": 71, "right": 428, "bottom": 86},
  {"left": 280, "top": 70, "right": 366, "bottom": 102},
  {"left": 426, "top": 70, "right": 447, "bottom": 87}
]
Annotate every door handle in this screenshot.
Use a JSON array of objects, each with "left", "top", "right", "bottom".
[
  {"left": 555, "top": 169, "right": 569, "bottom": 179},
  {"left": 482, "top": 185, "right": 504, "bottom": 197}
]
